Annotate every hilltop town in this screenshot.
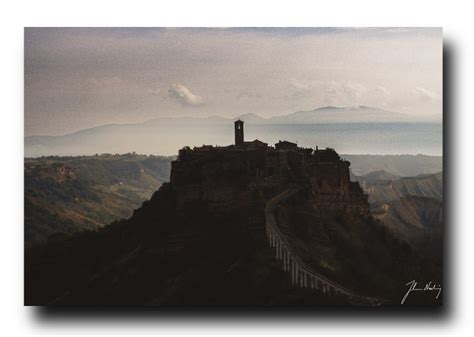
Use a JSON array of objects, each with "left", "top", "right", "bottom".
[{"left": 171, "top": 120, "right": 369, "bottom": 215}]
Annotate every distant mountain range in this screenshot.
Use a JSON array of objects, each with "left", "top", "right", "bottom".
[
  {"left": 25, "top": 106, "right": 442, "bottom": 157},
  {"left": 142, "top": 105, "right": 439, "bottom": 125},
  {"left": 268, "top": 106, "right": 410, "bottom": 124}
]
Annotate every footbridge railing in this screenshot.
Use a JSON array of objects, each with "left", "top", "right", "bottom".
[{"left": 265, "top": 188, "right": 383, "bottom": 305}]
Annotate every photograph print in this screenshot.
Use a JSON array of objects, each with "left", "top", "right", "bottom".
[{"left": 24, "top": 27, "right": 443, "bottom": 306}]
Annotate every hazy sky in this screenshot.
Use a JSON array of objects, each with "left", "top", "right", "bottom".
[{"left": 25, "top": 28, "right": 442, "bottom": 136}]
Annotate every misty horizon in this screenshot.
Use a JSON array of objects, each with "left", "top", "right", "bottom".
[{"left": 25, "top": 104, "right": 442, "bottom": 138}]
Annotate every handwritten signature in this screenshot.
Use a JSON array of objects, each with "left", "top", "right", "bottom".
[{"left": 401, "top": 280, "right": 442, "bottom": 304}]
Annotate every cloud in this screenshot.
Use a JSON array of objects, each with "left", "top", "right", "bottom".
[
  {"left": 287, "top": 78, "right": 312, "bottom": 99},
  {"left": 84, "top": 76, "right": 132, "bottom": 93},
  {"left": 316, "top": 81, "right": 368, "bottom": 105},
  {"left": 167, "top": 83, "right": 204, "bottom": 107},
  {"left": 288, "top": 79, "right": 370, "bottom": 103},
  {"left": 236, "top": 91, "right": 263, "bottom": 100},
  {"left": 148, "top": 87, "right": 162, "bottom": 96},
  {"left": 287, "top": 79, "right": 399, "bottom": 108},
  {"left": 289, "top": 78, "right": 311, "bottom": 91},
  {"left": 375, "top": 85, "right": 391, "bottom": 96},
  {"left": 412, "top": 87, "right": 440, "bottom": 102}
]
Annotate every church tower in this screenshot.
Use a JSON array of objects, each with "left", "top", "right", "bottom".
[{"left": 234, "top": 119, "right": 244, "bottom": 146}]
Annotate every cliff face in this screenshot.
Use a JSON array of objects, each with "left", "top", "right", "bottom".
[
  {"left": 170, "top": 148, "right": 266, "bottom": 213},
  {"left": 170, "top": 145, "right": 369, "bottom": 217}
]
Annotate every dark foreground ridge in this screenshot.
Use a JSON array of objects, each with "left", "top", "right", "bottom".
[{"left": 25, "top": 121, "right": 441, "bottom": 306}]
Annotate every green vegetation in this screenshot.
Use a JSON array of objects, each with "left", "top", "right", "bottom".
[{"left": 24, "top": 153, "right": 173, "bottom": 245}]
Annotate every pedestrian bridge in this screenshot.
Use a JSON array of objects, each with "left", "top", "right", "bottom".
[{"left": 265, "top": 188, "right": 384, "bottom": 306}]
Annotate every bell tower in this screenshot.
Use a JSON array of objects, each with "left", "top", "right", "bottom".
[{"left": 234, "top": 119, "right": 244, "bottom": 146}]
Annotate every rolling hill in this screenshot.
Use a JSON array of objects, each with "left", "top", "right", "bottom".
[
  {"left": 24, "top": 154, "right": 173, "bottom": 245},
  {"left": 357, "top": 171, "right": 443, "bottom": 258},
  {"left": 358, "top": 171, "right": 443, "bottom": 205},
  {"left": 376, "top": 196, "right": 443, "bottom": 258}
]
